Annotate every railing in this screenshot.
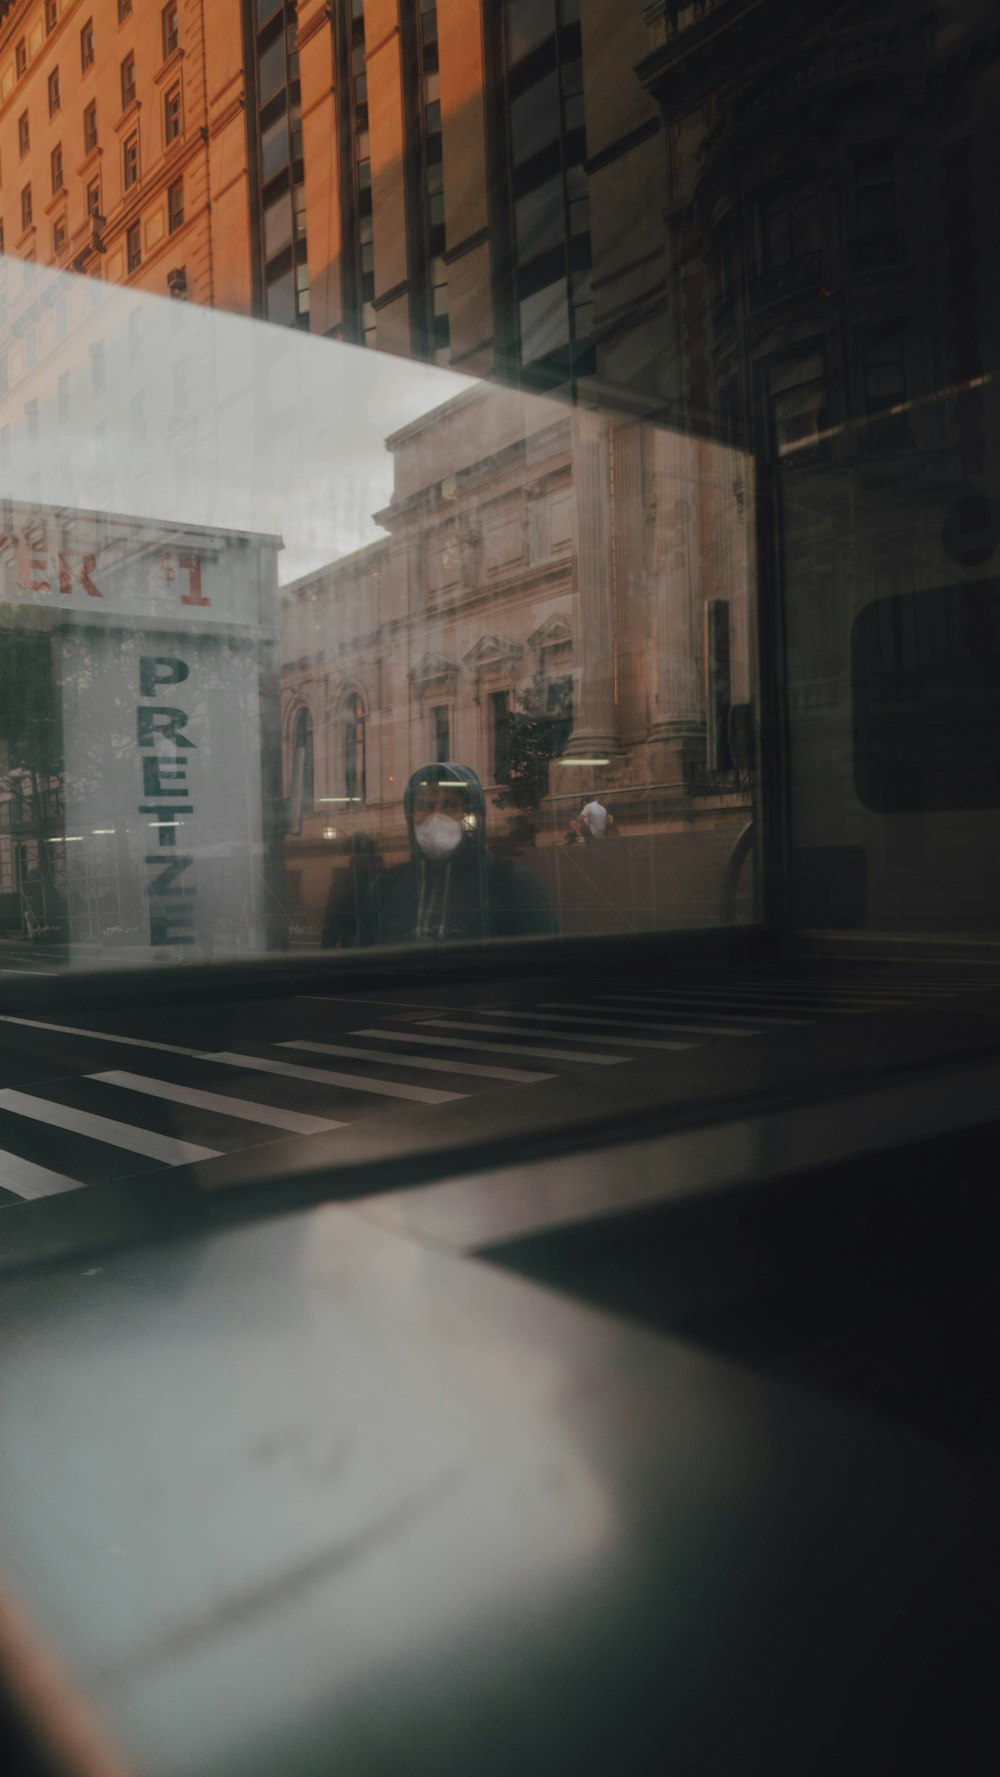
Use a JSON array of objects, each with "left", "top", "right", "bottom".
[{"left": 687, "top": 763, "right": 753, "bottom": 795}]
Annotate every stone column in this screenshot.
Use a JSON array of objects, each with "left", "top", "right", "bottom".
[
  {"left": 564, "top": 405, "right": 618, "bottom": 757},
  {"left": 645, "top": 422, "right": 705, "bottom": 765}
]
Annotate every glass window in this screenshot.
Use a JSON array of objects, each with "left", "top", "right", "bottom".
[
  {"left": 164, "top": 85, "right": 182, "bottom": 145},
  {"left": 431, "top": 704, "right": 451, "bottom": 762},
  {"left": 121, "top": 53, "right": 136, "bottom": 110},
  {"left": 290, "top": 706, "right": 314, "bottom": 826},
  {"left": 119, "top": 0, "right": 133, "bottom": 19},
  {"left": 20, "top": 185, "right": 32, "bottom": 231},
  {"left": 855, "top": 144, "right": 897, "bottom": 239},
  {"left": 515, "top": 177, "right": 565, "bottom": 264},
  {"left": 758, "top": 179, "right": 819, "bottom": 272},
  {"left": 83, "top": 101, "right": 98, "bottom": 153},
  {"left": 162, "top": 3, "right": 179, "bottom": 60},
  {"left": 520, "top": 280, "right": 570, "bottom": 360},
  {"left": 127, "top": 221, "right": 141, "bottom": 273},
  {"left": 51, "top": 144, "right": 64, "bottom": 196},
  {"left": 343, "top": 694, "right": 366, "bottom": 802},
  {"left": 48, "top": 68, "right": 61, "bottom": 117},
  {"left": 45, "top": 1, "right": 58, "bottom": 34},
  {"left": 168, "top": 179, "right": 184, "bottom": 234},
  {"left": 261, "top": 114, "right": 290, "bottom": 183},
  {"left": 769, "top": 350, "right": 827, "bottom": 455},
  {"left": 862, "top": 326, "right": 906, "bottom": 413},
  {"left": 80, "top": 19, "right": 95, "bottom": 72},
  {"left": 15, "top": 39, "right": 27, "bottom": 78},
  {"left": 511, "top": 73, "right": 559, "bottom": 166},
  {"left": 506, "top": 0, "right": 557, "bottom": 64},
  {"left": 18, "top": 114, "right": 29, "bottom": 158},
  {"left": 264, "top": 195, "right": 293, "bottom": 260},
  {"left": 259, "top": 36, "right": 286, "bottom": 103},
  {"left": 123, "top": 133, "right": 139, "bottom": 191},
  {"left": 86, "top": 177, "right": 101, "bottom": 217}
]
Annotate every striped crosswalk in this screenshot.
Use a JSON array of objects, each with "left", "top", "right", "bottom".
[{"left": 0, "top": 969, "right": 993, "bottom": 1209}]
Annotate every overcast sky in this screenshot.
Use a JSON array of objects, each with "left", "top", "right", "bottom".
[{"left": 1, "top": 261, "right": 478, "bottom": 584}]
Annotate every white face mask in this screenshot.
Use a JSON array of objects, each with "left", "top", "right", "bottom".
[{"left": 415, "top": 813, "right": 464, "bottom": 861}]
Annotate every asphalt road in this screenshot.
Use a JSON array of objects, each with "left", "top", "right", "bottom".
[{"left": 2, "top": 963, "right": 1000, "bottom": 1222}]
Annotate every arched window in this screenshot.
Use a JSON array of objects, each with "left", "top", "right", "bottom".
[
  {"left": 343, "top": 692, "right": 366, "bottom": 803},
  {"left": 290, "top": 705, "right": 314, "bottom": 829}
]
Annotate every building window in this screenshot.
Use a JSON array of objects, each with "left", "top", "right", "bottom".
[
  {"left": 488, "top": 690, "right": 511, "bottom": 782},
  {"left": 118, "top": 0, "right": 133, "bottom": 20},
  {"left": 52, "top": 214, "right": 68, "bottom": 253},
  {"left": 768, "top": 349, "right": 828, "bottom": 457},
  {"left": 290, "top": 706, "right": 314, "bottom": 827},
  {"left": 162, "top": 3, "right": 179, "bottom": 60},
  {"left": 20, "top": 185, "right": 32, "bottom": 232},
  {"left": 45, "top": 3, "right": 58, "bottom": 36},
  {"left": 0, "top": 222, "right": 5, "bottom": 256},
  {"left": 121, "top": 53, "right": 136, "bottom": 110},
  {"left": 50, "top": 144, "right": 64, "bottom": 196},
  {"left": 126, "top": 220, "right": 141, "bottom": 272},
  {"left": 430, "top": 704, "right": 450, "bottom": 763},
  {"left": 17, "top": 114, "right": 29, "bottom": 158},
  {"left": 123, "top": 132, "right": 139, "bottom": 191},
  {"left": 342, "top": 694, "right": 367, "bottom": 803},
  {"left": 164, "top": 84, "right": 182, "bottom": 145},
  {"left": 15, "top": 39, "right": 27, "bottom": 79},
  {"left": 755, "top": 178, "right": 820, "bottom": 276},
  {"left": 86, "top": 177, "right": 101, "bottom": 218},
  {"left": 168, "top": 178, "right": 184, "bottom": 233},
  {"left": 81, "top": 19, "right": 95, "bottom": 72},
  {"left": 855, "top": 144, "right": 896, "bottom": 240},
  {"left": 83, "top": 101, "right": 98, "bottom": 153},
  {"left": 502, "top": 0, "right": 593, "bottom": 388},
  {"left": 48, "top": 68, "right": 61, "bottom": 117},
  {"left": 862, "top": 324, "right": 906, "bottom": 414}
]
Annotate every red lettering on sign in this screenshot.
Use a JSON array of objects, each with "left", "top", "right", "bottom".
[
  {"left": 178, "top": 556, "right": 209, "bottom": 607},
  {"left": 79, "top": 553, "right": 103, "bottom": 598}
]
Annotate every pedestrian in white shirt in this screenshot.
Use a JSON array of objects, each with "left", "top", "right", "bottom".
[{"left": 564, "top": 796, "right": 617, "bottom": 844}]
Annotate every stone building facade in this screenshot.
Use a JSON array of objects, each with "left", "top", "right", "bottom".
[{"left": 280, "top": 380, "right": 754, "bottom": 931}]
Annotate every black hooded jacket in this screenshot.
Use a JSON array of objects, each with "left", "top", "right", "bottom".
[{"left": 357, "top": 762, "right": 557, "bottom": 946}]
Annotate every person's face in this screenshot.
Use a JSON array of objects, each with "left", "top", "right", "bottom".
[{"left": 413, "top": 783, "right": 468, "bottom": 825}]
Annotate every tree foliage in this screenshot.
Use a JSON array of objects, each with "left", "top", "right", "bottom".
[{"left": 493, "top": 673, "right": 573, "bottom": 816}]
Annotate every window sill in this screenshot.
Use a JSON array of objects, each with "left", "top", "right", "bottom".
[
  {"left": 154, "top": 47, "right": 185, "bottom": 88},
  {"left": 114, "top": 99, "right": 142, "bottom": 137},
  {"left": 44, "top": 185, "right": 68, "bottom": 218}
]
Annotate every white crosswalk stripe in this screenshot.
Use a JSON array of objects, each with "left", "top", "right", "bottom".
[
  {"left": 280, "top": 1040, "right": 552, "bottom": 1083},
  {"left": 0, "top": 1018, "right": 464, "bottom": 1104},
  {"left": 598, "top": 994, "right": 812, "bottom": 1026},
  {"left": 536, "top": 1004, "right": 760, "bottom": 1037},
  {"left": 91, "top": 1071, "right": 344, "bottom": 1136},
  {"left": 0, "top": 1089, "right": 221, "bottom": 1166},
  {"left": 354, "top": 1027, "right": 626, "bottom": 1065},
  {"left": 434, "top": 1016, "right": 698, "bottom": 1053},
  {"left": 0, "top": 1151, "right": 87, "bottom": 1201},
  {"left": 206, "top": 1051, "right": 463, "bottom": 1105}
]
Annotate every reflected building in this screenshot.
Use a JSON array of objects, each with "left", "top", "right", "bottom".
[
  {"left": 636, "top": 0, "right": 1000, "bottom": 932},
  {"left": 280, "top": 382, "right": 753, "bottom": 932}
]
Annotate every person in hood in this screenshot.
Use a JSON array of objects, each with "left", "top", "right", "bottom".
[{"left": 357, "top": 762, "right": 556, "bottom": 946}]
